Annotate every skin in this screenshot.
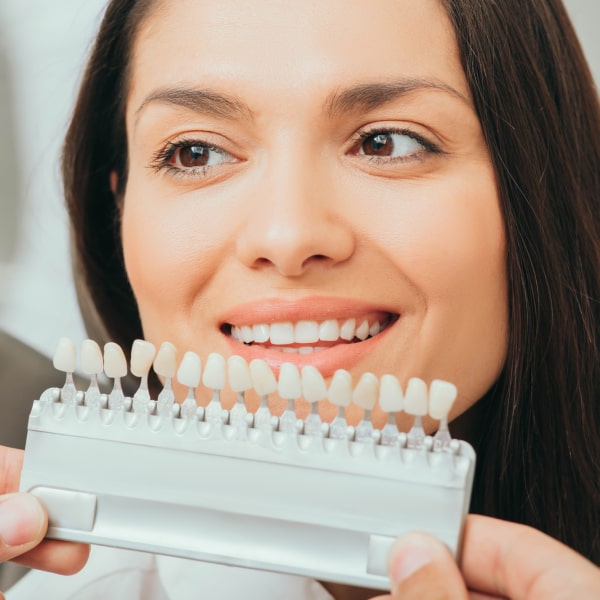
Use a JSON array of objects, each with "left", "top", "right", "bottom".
[{"left": 121, "top": 0, "right": 508, "bottom": 435}]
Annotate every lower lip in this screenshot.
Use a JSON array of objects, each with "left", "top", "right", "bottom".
[{"left": 222, "top": 323, "right": 396, "bottom": 377}]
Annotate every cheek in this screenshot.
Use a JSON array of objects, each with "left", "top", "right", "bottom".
[
  {"left": 120, "top": 183, "right": 227, "bottom": 339},
  {"left": 356, "top": 166, "right": 508, "bottom": 406}
]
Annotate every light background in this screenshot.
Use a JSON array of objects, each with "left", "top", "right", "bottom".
[{"left": 0, "top": 0, "right": 598, "bottom": 360}]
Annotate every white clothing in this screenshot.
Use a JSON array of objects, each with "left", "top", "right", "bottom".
[{"left": 6, "top": 547, "right": 333, "bottom": 600}]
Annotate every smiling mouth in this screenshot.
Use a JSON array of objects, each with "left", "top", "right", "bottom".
[{"left": 221, "top": 314, "right": 398, "bottom": 354}]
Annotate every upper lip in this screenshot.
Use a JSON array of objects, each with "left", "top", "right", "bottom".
[{"left": 218, "top": 296, "right": 398, "bottom": 328}]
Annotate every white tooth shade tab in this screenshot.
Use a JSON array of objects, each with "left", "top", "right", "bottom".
[
  {"left": 177, "top": 351, "right": 202, "bottom": 388},
  {"left": 103, "top": 343, "right": 128, "bottom": 379},
  {"left": 249, "top": 359, "right": 277, "bottom": 396},
  {"left": 202, "top": 353, "right": 226, "bottom": 389},
  {"left": 352, "top": 372, "right": 378, "bottom": 410},
  {"left": 328, "top": 369, "right": 353, "bottom": 407},
  {"left": 403, "top": 377, "right": 428, "bottom": 416},
  {"left": 379, "top": 374, "right": 403, "bottom": 413},
  {"left": 130, "top": 340, "right": 157, "bottom": 377},
  {"left": 53, "top": 337, "right": 76, "bottom": 373},
  {"left": 81, "top": 339, "right": 103, "bottom": 375},
  {"left": 278, "top": 362, "right": 302, "bottom": 400},
  {"left": 295, "top": 321, "right": 319, "bottom": 344},
  {"left": 269, "top": 322, "right": 294, "bottom": 345},
  {"left": 228, "top": 355, "right": 252, "bottom": 392},
  {"left": 429, "top": 380, "right": 457, "bottom": 420},
  {"left": 153, "top": 342, "right": 178, "bottom": 378},
  {"left": 301, "top": 365, "right": 327, "bottom": 403}
]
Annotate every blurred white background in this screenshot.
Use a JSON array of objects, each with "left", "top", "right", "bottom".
[{"left": 0, "top": 0, "right": 598, "bottom": 360}]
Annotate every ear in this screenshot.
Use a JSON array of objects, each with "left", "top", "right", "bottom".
[{"left": 109, "top": 171, "right": 119, "bottom": 195}]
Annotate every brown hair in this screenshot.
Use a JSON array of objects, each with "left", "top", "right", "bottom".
[{"left": 62, "top": 0, "right": 600, "bottom": 562}]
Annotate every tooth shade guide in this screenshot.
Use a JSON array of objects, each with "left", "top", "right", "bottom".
[{"left": 50, "top": 339, "right": 464, "bottom": 446}]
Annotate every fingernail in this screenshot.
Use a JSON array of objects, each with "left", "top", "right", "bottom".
[
  {"left": 389, "top": 533, "right": 434, "bottom": 586},
  {"left": 0, "top": 493, "right": 44, "bottom": 547}
]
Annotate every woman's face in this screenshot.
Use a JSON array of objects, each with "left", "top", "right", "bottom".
[{"left": 121, "top": 0, "right": 508, "bottom": 430}]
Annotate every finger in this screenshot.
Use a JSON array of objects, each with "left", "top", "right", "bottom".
[
  {"left": 12, "top": 538, "right": 91, "bottom": 575},
  {"left": 388, "top": 532, "right": 468, "bottom": 599},
  {"left": 0, "top": 493, "right": 46, "bottom": 562},
  {"left": 0, "top": 491, "right": 90, "bottom": 574},
  {"left": 462, "top": 515, "right": 600, "bottom": 599},
  {"left": 0, "top": 447, "right": 25, "bottom": 495}
]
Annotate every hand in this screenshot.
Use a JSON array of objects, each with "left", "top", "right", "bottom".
[
  {"left": 371, "top": 514, "right": 600, "bottom": 600},
  {"left": 0, "top": 446, "right": 89, "bottom": 592}
]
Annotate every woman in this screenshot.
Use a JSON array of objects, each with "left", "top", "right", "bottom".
[{"left": 2, "top": 0, "right": 600, "bottom": 598}]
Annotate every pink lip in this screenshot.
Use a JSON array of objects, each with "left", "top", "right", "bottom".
[
  {"left": 219, "top": 296, "right": 398, "bottom": 377},
  {"left": 219, "top": 296, "right": 396, "bottom": 325}
]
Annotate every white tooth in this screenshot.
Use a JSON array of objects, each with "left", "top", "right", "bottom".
[
  {"left": 241, "top": 326, "right": 254, "bottom": 343},
  {"left": 249, "top": 359, "right": 277, "bottom": 396},
  {"left": 278, "top": 362, "right": 302, "bottom": 400},
  {"left": 202, "top": 352, "right": 226, "bottom": 389},
  {"left": 369, "top": 321, "right": 381, "bottom": 337},
  {"left": 130, "top": 339, "right": 157, "bottom": 377},
  {"left": 301, "top": 365, "right": 327, "bottom": 403},
  {"left": 340, "top": 318, "right": 356, "bottom": 341},
  {"left": 282, "top": 347, "right": 297, "bottom": 353},
  {"left": 176, "top": 351, "right": 202, "bottom": 388},
  {"left": 429, "top": 379, "right": 457, "bottom": 420},
  {"left": 231, "top": 327, "right": 241, "bottom": 341},
  {"left": 269, "top": 322, "right": 294, "bottom": 345},
  {"left": 53, "top": 337, "right": 76, "bottom": 373},
  {"left": 352, "top": 372, "right": 378, "bottom": 410},
  {"left": 103, "top": 342, "right": 128, "bottom": 378},
  {"left": 252, "top": 324, "right": 270, "bottom": 343},
  {"left": 355, "top": 320, "right": 370, "bottom": 341},
  {"left": 295, "top": 320, "right": 319, "bottom": 343},
  {"left": 404, "top": 377, "right": 428, "bottom": 416},
  {"left": 319, "top": 319, "right": 339, "bottom": 342},
  {"left": 228, "top": 355, "right": 252, "bottom": 392},
  {"left": 328, "top": 369, "right": 353, "bottom": 407},
  {"left": 379, "top": 374, "right": 403, "bottom": 412},
  {"left": 299, "top": 346, "right": 315, "bottom": 355},
  {"left": 81, "top": 339, "right": 103, "bottom": 375},
  {"left": 153, "top": 342, "right": 177, "bottom": 378}
]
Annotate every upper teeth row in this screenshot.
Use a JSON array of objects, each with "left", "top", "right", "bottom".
[
  {"left": 230, "top": 318, "right": 384, "bottom": 345},
  {"left": 53, "top": 337, "right": 457, "bottom": 420}
]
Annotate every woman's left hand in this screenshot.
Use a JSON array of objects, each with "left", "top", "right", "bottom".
[{"left": 370, "top": 514, "right": 600, "bottom": 599}]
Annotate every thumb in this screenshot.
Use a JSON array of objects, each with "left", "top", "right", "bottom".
[
  {"left": 388, "top": 532, "right": 468, "bottom": 600},
  {"left": 0, "top": 493, "right": 47, "bottom": 562}
]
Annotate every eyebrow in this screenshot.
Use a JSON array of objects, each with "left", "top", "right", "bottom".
[
  {"left": 324, "top": 78, "right": 471, "bottom": 117},
  {"left": 134, "top": 77, "right": 470, "bottom": 126},
  {"left": 134, "top": 87, "right": 255, "bottom": 124}
]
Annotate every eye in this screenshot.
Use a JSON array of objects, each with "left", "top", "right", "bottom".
[
  {"left": 169, "top": 142, "right": 235, "bottom": 169},
  {"left": 354, "top": 130, "right": 426, "bottom": 159},
  {"left": 149, "top": 137, "right": 239, "bottom": 179}
]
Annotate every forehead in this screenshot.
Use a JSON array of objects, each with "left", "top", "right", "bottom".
[{"left": 128, "top": 0, "right": 468, "bottom": 115}]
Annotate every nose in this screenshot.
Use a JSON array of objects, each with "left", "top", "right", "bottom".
[{"left": 235, "top": 160, "right": 355, "bottom": 277}]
